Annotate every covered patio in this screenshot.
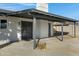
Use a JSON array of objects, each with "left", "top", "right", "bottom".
[{"left": 7, "top": 8, "right": 78, "bottom": 49}]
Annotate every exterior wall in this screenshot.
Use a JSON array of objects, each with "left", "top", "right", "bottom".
[
  {"left": 48, "top": 21, "right": 54, "bottom": 36},
  {"left": 38, "top": 20, "right": 53, "bottom": 38},
  {"left": 0, "top": 16, "right": 33, "bottom": 45},
  {"left": 39, "top": 20, "right": 48, "bottom": 38},
  {"left": 0, "top": 16, "right": 54, "bottom": 44}
]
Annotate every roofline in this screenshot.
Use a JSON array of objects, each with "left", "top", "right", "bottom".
[
  {"left": 29, "top": 9, "right": 78, "bottom": 22},
  {"left": 16, "top": 8, "right": 78, "bottom": 22},
  {"left": 0, "top": 8, "right": 78, "bottom": 22}
]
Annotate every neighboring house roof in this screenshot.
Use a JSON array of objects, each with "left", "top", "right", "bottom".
[
  {"left": 0, "top": 8, "right": 78, "bottom": 22},
  {"left": 0, "top": 9, "right": 14, "bottom": 13},
  {"left": 0, "top": 9, "right": 14, "bottom": 16}
]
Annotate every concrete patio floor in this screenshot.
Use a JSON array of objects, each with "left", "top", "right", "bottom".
[
  {"left": 0, "top": 25, "right": 79, "bottom": 56},
  {"left": 0, "top": 35, "right": 79, "bottom": 56}
]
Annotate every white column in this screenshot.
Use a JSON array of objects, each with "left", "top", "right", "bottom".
[{"left": 33, "top": 16, "right": 37, "bottom": 49}]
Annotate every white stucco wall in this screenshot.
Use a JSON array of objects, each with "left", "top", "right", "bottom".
[
  {"left": 39, "top": 20, "right": 48, "bottom": 38},
  {"left": 0, "top": 16, "right": 33, "bottom": 45},
  {"left": 0, "top": 16, "right": 54, "bottom": 44},
  {"left": 38, "top": 20, "right": 53, "bottom": 38}
]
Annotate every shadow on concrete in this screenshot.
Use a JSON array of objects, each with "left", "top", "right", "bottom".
[
  {"left": 67, "top": 35, "right": 74, "bottom": 38},
  {"left": 53, "top": 31, "right": 69, "bottom": 36},
  {"left": 22, "top": 39, "right": 32, "bottom": 41},
  {"left": 54, "top": 31, "right": 69, "bottom": 41},
  {"left": 0, "top": 40, "right": 19, "bottom": 49},
  {"left": 56, "top": 36, "right": 63, "bottom": 41},
  {"left": 36, "top": 38, "right": 40, "bottom": 48}
]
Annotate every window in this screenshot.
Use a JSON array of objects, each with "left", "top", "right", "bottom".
[{"left": 0, "top": 20, "right": 7, "bottom": 29}]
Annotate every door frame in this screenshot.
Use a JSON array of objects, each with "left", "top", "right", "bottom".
[
  {"left": 21, "top": 21, "right": 33, "bottom": 40},
  {"left": 48, "top": 23, "right": 51, "bottom": 37}
]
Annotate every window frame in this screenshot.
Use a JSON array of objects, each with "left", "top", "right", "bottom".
[{"left": 0, "top": 20, "right": 7, "bottom": 29}]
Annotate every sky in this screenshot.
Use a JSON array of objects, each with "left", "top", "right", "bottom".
[
  {"left": 48, "top": 3, "right": 79, "bottom": 20},
  {"left": 0, "top": 3, "right": 79, "bottom": 20},
  {"left": 0, "top": 3, "right": 36, "bottom": 11}
]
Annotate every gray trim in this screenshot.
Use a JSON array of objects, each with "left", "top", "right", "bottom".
[
  {"left": 17, "top": 8, "right": 78, "bottom": 22},
  {"left": 61, "top": 23, "right": 64, "bottom": 41},
  {"left": 74, "top": 22, "right": 76, "bottom": 38}
]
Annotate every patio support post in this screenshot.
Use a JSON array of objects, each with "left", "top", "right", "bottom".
[
  {"left": 52, "top": 23, "right": 54, "bottom": 36},
  {"left": 33, "top": 16, "right": 37, "bottom": 49},
  {"left": 74, "top": 22, "right": 76, "bottom": 38},
  {"left": 61, "top": 22, "right": 64, "bottom": 41}
]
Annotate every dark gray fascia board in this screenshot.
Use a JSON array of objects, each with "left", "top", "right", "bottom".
[
  {"left": 18, "top": 8, "right": 77, "bottom": 22},
  {"left": 29, "top": 9, "right": 78, "bottom": 22}
]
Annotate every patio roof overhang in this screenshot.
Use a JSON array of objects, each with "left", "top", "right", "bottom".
[{"left": 5, "top": 8, "right": 78, "bottom": 22}]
